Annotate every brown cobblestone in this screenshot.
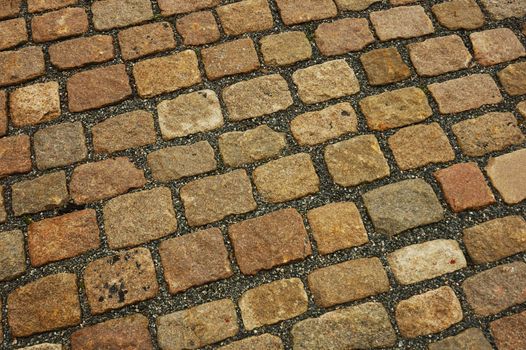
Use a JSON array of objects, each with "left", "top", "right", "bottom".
[
  {"left": 91, "top": 0, "right": 153, "bottom": 30},
  {"left": 334, "top": 0, "right": 380, "bottom": 11},
  {"left": 0, "top": 18, "right": 27, "bottom": 50},
  {"left": 158, "top": 0, "right": 221, "bottom": 16},
  {"left": 0, "top": 46, "right": 45, "bottom": 87},
  {"left": 176, "top": 11, "right": 220, "bottom": 46},
  {"left": 218, "top": 0, "right": 273, "bottom": 36},
  {"left": 49, "top": 35, "right": 114, "bottom": 70},
  {"left": 0, "top": 229, "right": 26, "bottom": 281},
  {"left": 0, "top": 0, "right": 21, "bottom": 19},
  {"left": 0, "top": 91, "right": 6, "bottom": 136},
  {"left": 202, "top": 38, "right": 260, "bottom": 80},
  {"left": 479, "top": 0, "right": 526, "bottom": 20},
  {"left": 360, "top": 47, "right": 411, "bottom": 85},
  {"left": 118, "top": 22, "right": 176, "bottom": 61},
  {"left": 31, "top": 7, "right": 88, "bottom": 43},
  {"left": 490, "top": 311, "right": 526, "bottom": 350},
  {"left": 315, "top": 18, "right": 374, "bottom": 56},
  {"left": 432, "top": 0, "right": 485, "bottom": 30},
  {"left": 0, "top": 134, "right": 31, "bottom": 178},
  {"left": 470, "top": 28, "right": 525, "bottom": 66},
  {"left": 276, "top": 0, "right": 337, "bottom": 25},
  {"left": 370, "top": 6, "right": 434, "bottom": 41},
  {"left": 429, "top": 328, "right": 492, "bottom": 350},
  {"left": 34, "top": 121, "right": 87, "bottom": 169},
  {"left": 28, "top": 0, "right": 77, "bottom": 13},
  {"left": 499, "top": 61, "right": 526, "bottom": 96},
  {"left": 10, "top": 81, "right": 60, "bottom": 127},
  {"left": 260, "top": 31, "right": 312, "bottom": 66},
  {"left": 486, "top": 149, "right": 526, "bottom": 204},
  {"left": 219, "top": 334, "right": 283, "bottom": 350}
]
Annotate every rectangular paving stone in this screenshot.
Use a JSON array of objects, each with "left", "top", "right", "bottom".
[
  {"left": 176, "top": 11, "right": 220, "bottom": 46},
  {"left": 388, "top": 239, "right": 466, "bottom": 285},
  {"left": 292, "top": 59, "right": 360, "bottom": 104},
  {"left": 292, "top": 302, "right": 396, "bottom": 350},
  {"left": 92, "top": 110, "right": 156, "bottom": 154},
  {"left": 429, "top": 328, "right": 492, "bottom": 350},
  {"left": 202, "top": 38, "right": 260, "bottom": 80},
  {"left": 103, "top": 187, "right": 177, "bottom": 249},
  {"left": 9, "top": 81, "right": 60, "bottom": 127},
  {"left": 84, "top": 248, "right": 159, "bottom": 314},
  {"left": 91, "top": 0, "right": 153, "bottom": 30},
  {"left": 217, "top": 0, "right": 273, "bottom": 36},
  {"left": 28, "top": 209, "right": 100, "bottom": 267},
  {"left": 276, "top": 0, "right": 337, "bottom": 25},
  {"left": 240, "top": 278, "right": 308, "bottom": 330},
  {"left": 359, "top": 87, "right": 432, "bottom": 130},
  {"left": 28, "top": 0, "right": 78, "bottom": 13},
  {"left": 0, "top": 18, "right": 27, "bottom": 50},
  {"left": 71, "top": 314, "right": 153, "bottom": 350},
  {"left": 260, "top": 31, "right": 312, "bottom": 66},
  {"left": 158, "top": 0, "right": 221, "bottom": 15},
  {"left": 463, "top": 262, "right": 526, "bottom": 316},
  {"left": 486, "top": 149, "right": 526, "bottom": 204},
  {"left": 360, "top": 47, "right": 411, "bottom": 85},
  {"left": 118, "top": 22, "right": 176, "bottom": 61},
  {"left": 0, "top": 134, "right": 31, "bottom": 178},
  {"left": 133, "top": 50, "right": 201, "bottom": 98},
  {"left": 223, "top": 74, "right": 292, "bottom": 121},
  {"left": 0, "top": 230, "right": 26, "bottom": 281},
  {"left": 49, "top": 35, "right": 115, "bottom": 70},
  {"left": 370, "top": 6, "right": 434, "bottom": 41},
  {"left": 471, "top": 28, "right": 525, "bottom": 66},
  {"left": 428, "top": 74, "right": 503, "bottom": 114},
  {"left": 8, "top": 273, "right": 81, "bottom": 337},
  {"left": 315, "top": 18, "right": 374, "bottom": 56},
  {"left": 498, "top": 61, "right": 526, "bottom": 96},
  {"left": 219, "top": 334, "right": 283, "bottom": 350},
  {"left": 157, "top": 299, "right": 238, "bottom": 350},
  {"left": 0, "top": 0, "right": 21, "bottom": 19},
  {"left": 31, "top": 7, "right": 88, "bottom": 42},
  {"left": 0, "top": 90, "right": 6, "bottom": 136},
  {"left": 490, "top": 311, "right": 526, "bottom": 350},
  {"left": 0, "top": 46, "right": 45, "bottom": 87},
  {"left": 228, "top": 208, "right": 311, "bottom": 275},
  {"left": 12, "top": 171, "right": 69, "bottom": 216},
  {"left": 431, "top": 0, "right": 485, "bottom": 30}
]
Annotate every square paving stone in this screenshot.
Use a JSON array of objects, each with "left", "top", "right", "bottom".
[
  {"left": 34, "top": 121, "right": 87, "bottom": 169},
  {"left": 176, "top": 11, "right": 220, "bottom": 46},
  {"left": 0, "top": 229, "right": 26, "bottom": 281},
  {"left": 486, "top": 148, "right": 526, "bottom": 204},
  {"left": 315, "top": 18, "right": 374, "bottom": 56},
  {"left": 0, "top": 17, "right": 27, "bottom": 51},
  {"left": 470, "top": 28, "right": 525, "bottom": 66},
  {"left": 360, "top": 47, "right": 411, "bottom": 86},
  {"left": 202, "top": 38, "right": 260, "bottom": 80},
  {"left": 9, "top": 81, "right": 60, "bottom": 127},
  {"left": 0, "top": 46, "right": 45, "bottom": 87}
]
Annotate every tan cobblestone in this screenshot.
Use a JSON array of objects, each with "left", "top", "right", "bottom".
[
  {"left": 118, "top": 22, "right": 176, "bottom": 61},
  {"left": 0, "top": 18, "right": 27, "bottom": 50},
  {"left": 31, "top": 7, "right": 87, "bottom": 42},
  {"left": 429, "top": 328, "right": 492, "bottom": 350},
  {"left": 260, "top": 31, "right": 312, "bottom": 66},
  {"left": 486, "top": 149, "right": 526, "bottom": 204},
  {"left": 432, "top": 0, "right": 485, "bottom": 30},
  {"left": 479, "top": 0, "right": 526, "bottom": 20},
  {"left": 219, "top": 334, "right": 283, "bottom": 350},
  {"left": 28, "top": 0, "right": 77, "bottom": 13},
  {"left": 315, "top": 18, "right": 374, "bottom": 56},
  {"left": 34, "top": 122, "right": 87, "bottom": 169},
  {"left": 370, "top": 6, "right": 434, "bottom": 41},
  {"left": 10, "top": 81, "right": 60, "bottom": 127},
  {"left": 218, "top": 0, "right": 273, "bottom": 36},
  {"left": 470, "top": 28, "right": 525, "bottom": 66},
  {"left": 499, "top": 61, "right": 526, "bottom": 96},
  {"left": 334, "top": 0, "right": 380, "bottom": 11},
  {"left": 276, "top": 0, "right": 337, "bottom": 25},
  {"left": 0, "top": 229, "right": 26, "bottom": 281},
  {"left": 49, "top": 35, "right": 114, "bottom": 70},
  {"left": 91, "top": 0, "right": 153, "bottom": 30},
  {"left": 202, "top": 38, "right": 260, "bottom": 80},
  {"left": 518, "top": 101, "right": 526, "bottom": 118},
  {"left": 0, "top": 134, "right": 31, "bottom": 178},
  {"left": 360, "top": 47, "right": 411, "bottom": 85},
  {"left": 0, "top": 46, "right": 45, "bottom": 87},
  {"left": 176, "top": 11, "right": 220, "bottom": 46},
  {"left": 158, "top": 0, "right": 221, "bottom": 16},
  {"left": 0, "top": 0, "right": 21, "bottom": 19},
  {"left": 490, "top": 311, "right": 526, "bottom": 350}
]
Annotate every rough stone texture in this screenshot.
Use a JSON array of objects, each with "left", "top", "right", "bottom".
[
  {"left": 84, "top": 248, "right": 159, "bottom": 314},
  {"left": 428, "top": 328, "right": 492, "bottom": 350},
  {"left": 315, "top": 18, "right": 374, "bottom": 56},
  {"left": 12, "top": 171, "right": 69, "bottom": 216},
  {"left": 253, "top": 153, "right": 320, "bottom": 203},
  {"left": 360, "top": 47, "right": 411, "bottom": 86},
  {"left": 470, "top": 28, "right": 525, "bottom": 66},
  {"left": 486, "top": 149, "right": 526, "bottom": 204},
  {"left": 428, "top": 74, "right": 502, "bottom": 114},
  {"left": 498, "top": 61, "right": 526, "bottom": 96},
  {"left": 217, "top": 0, "right": 273, "bottom": 36},
  {"left": 363, "top": 179, "right": 444, "bottom": 235},
  {"left": 9, "top": 81, "right": 60, "bottom": 127},
  {"left": 49, "top": 35, "right": 114, "bottom": 70},
  {"left": 228, "top": 208, "right": 311, "bottom": 275},
  {"left": 103, "top": 187, "right": 177, "bottom": 249},
  {"left": 325, "top": 135, "right": 390, "bottom": 187},
  {"left": 34, "top": 122, "right": 87, "bottom": 169},
  {"left": 396, "top": 286, "right": 463, "bottom": 338},
  {"left": 202, "top": 38, "right": 260, "bottom": 80},
  {"left": 370, "top": 6, "right": 434, "bottom": 41},
  {"left": 388, "top": 122, "right": 455, "bottom": 170},
  {"left": 20, "top": 345, "right": 63, "bottom": 350},
  {"left": 28, "top": 0, "right": 78, "bottom": 13},
  {"left": 133, "top": 50, "right": 201, "bottom": 97},
  {"left": 292, "top": 59, "right": 360, "bottom": 104},
  {"left": 28, "top": 210, "right": 100, "bottom": 267},
  {"left": 0, "top": 186, "right": 5, "bottom": 223},
  {"left": 359, "top": 87, "right": 432, "bottom": 130},
  {"left": 223, "top": 74, "right": 293, "bottom": 121},
  {"left": 157, "top": 299, "right": 238, "bottom": 350},
  {"left": 490, "top": 311, "right": 526, "bottom": 350},
  {"left": 518, "top": 101, "right": 526, "bottom": 118},
  {"left": 92, "top": 110, "right": 156, "bottom": 154},
  {"left": 219, "top": 125, "right": 287, "bottom": 167},
  {"left": 148, "top": 141, "right": 217, "bottom": 181},
  {"left": 160, "top": 228, "right": 232, "bottom": 294},
  {"left": 0, "top": 134, "right": 32, "bottom": 178},
  {"left": 275, "top": 0, "right": 337, "bottom": 25},
  {"left": 334, "top": 0, "right": 380, "bottom": 11},
  {"left": 292, "top": 302, "right": 396, "bottom": 350},
  {"left": 91, "top": 0, "right": 153, "bottom": 30},
  {"left": 260, "top": 31, "right": 312, "bottom": 66},
  {"left": 118, "top": 22, "right": 176, "bottom": 60},
  {"left": 70, "top": 157, "right": 146, "bottom": 204},
  {"left": 31, "top": 7, "right": 88, "bottom": 43},
  {"left": 180, "top": 170, "right": 257, "bottom": 226},
  {"left": 0, "top": 0, "right": 21, "bottom": 19},
  {"left": 308, "top": 258, "right": 389, "bottom": 307},
  {"left": 239, "top": 278, "right": 308, "bottom": 330},
  {"left": 452, "top": 112, "right": 524, "bottom": 157},
  {"left": 408, "top": 35, "right": 472, "bottom": 76},
  {"left": 0, "top": 91, "right": 6, "bottom": 136},
  {"left": 0, "top": 18, "right": 27, "bottom": 50},
  {"left": 70, "top": 314, "right": 153, "bottom": 350},
  {"left": 0, "top": 46, "right": 45, "bottom": 87},
  {"left": 7, "top": 273, "right": 81, "bottom": 337},
  {"left": 388, "top": 239, "right": 467, "bottom": 285},
  {"left": 157, "top": 0, "right": 221, "bottom": 15},
  {"left": 67, "top": 64, "right": 132, "bottom": 112},
  {"left": 479, "top": 0, "right": 526, "bottom": 20},
  {"left": 432, "top": 0, "right": 485, "bottom": 30},
  {"left": 0, "top": 230, "right": 26, "bottom": 281},
  {"left": 176, "top": 11, "right": 220, "bottom": 46},
  {"left": 462, "top": 262, "right": 526, "bottom": 316},
  {"left": 291, "top": 102, "right": 357, "bottom": 146},
  {"left": 434, "top": 162, "right": 496, "bottom": 212},
  {"left": 219, "top": 334, "right": 283, "bottom": 350},
  {"left": 158, "top": 89, "right": 223, "bottom": 139}
]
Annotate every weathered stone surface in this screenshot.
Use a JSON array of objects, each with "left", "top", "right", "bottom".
[
  {"left": 479, "top": 0, "right": 526, "bottom": 20},
  {"left": 370, "top": 6, "right": 434, "bottom": 41},
  {"left": 486, "top": 149, "right": 526, "bottom": 204},
  {"left": 20, "top": 344, "right": 63, "bottom": 350},
  {"left": 0, "top": 46, "right": 45, "bottom": 87},
  {"left": 432, "top": 0, "right": 485, "bottom": 30},
  {"left": 518, "top": 101, "right": 526, "bottom": 118},
  {"left": 388, "top": 239, "right": 466, "bottom": 285},
  {"left": 292, "top": 302, "right": 396, "bottom": 350},
  {"left": 157, "top": 299, "right": 238, "bottom": 350},
  {"left": 158, "top": 89, "right": 223, "bottom": 139},
  {"left": 118, "top": 22, "right": 175, "bottom": 60},
  {"left": 219, "top": 334, "right": 283, "bottom": 350},
  {"left": 463, "top": 262, "right": 526, "bottom": 316},
  {"left": 0, "top": 186, "right": 5, "bottom": 223},
  {"left": 428, "top": 328, "right": 492, "bottom": 350},
  {"left": 10, "top": 81, "right": 60, "bottom": 127},
  {"left": 428, "top": 74, "right": 502, "bottom": 114},
  {"left": 49, "top": 35, "right": 114, "bottom": 70},
  {"left": 103, "top": 187, "right": 177, "bottom": 249},
  {"left": 359, "top": 87, "right": 432, "bottom": 130},
  {"left": 12, "top": 171, "right": 69, "bottom": 216},
  {"left": 180, "top": 170, "right": 257, "bottom": 226},
  {"left": 293, "top": 59, "right": 360, "bottom": 104},
  {"left": 0, "top": 134, "right": 31, "bottom": 178},
  {"left": 8, "top": 273, "right": 81, "bottom": 337},
  {"left": 470, "top": 28, "right": 525, "bottom": 66},
  {"left": 334, "top": 0, "right": 380, "bottom": 11},
  {"left": 133, "top": 50, "right": 201, "bottom": 97},
  {"left": 0, "top": 230, "right": 26, "bottom": 281},
  {"left": 315, "top": 18, "right": 374, "bottom": 56},
  {"left": 217, "top": 0, "right": 273, "bottom": 36},
  {"left": 70, "top": 157, "right": 146, "bottom": 204},
  {"left": 498, "top": 61, "right": 526, "bottom": 95},
  {"left": 176, "top": 11, "right": 220, "bottom": 46},
  {"left": 223, "top": 74, "right": 292, "bottom": 121},
  {"left": 34, "top": 122, "right": 87, "bottom": 169},
  {"left": 325, "top": 135, "right": 390, "bottom": 187},
  {"left": 202, "top": 38, "right": 260, "bottom": 80},
  {"left": 28, "top": 210, "right": 99, "bottom": 267},
  {"left": 158, "top": 0, "right": 221, "bottom": 15},
  {"left": 92, "top": 110, "right": 156, "bottom": 154},
  {"left": 0, "top": 91, "right": 6, "bottom": 136},
  {"left": 360, "top": 47, "right": 411, "bottom": 85},
  {"left": 0, "top": 0, "right": 21, "bottom": 19},
  {"left": 28, "top": 0, "right": 77, "bottom": 13},
  {"left": 239, "top": 278, "right": 308, "bottom": 330},
  {"left": 260, "top": 31, "right": 312, "bottom": 66},
  {"left": 228, "top": 208, "right": 311, "bottom": 275},
  {"left": 91, "top": 0, "right": 153, "bottom": 30},
  {"left": 291, "top": 102, "right": 357, "bottom": 146},
  {"left": 490, "top": 311, "right": 526, "bottom": 350},
  {"left": 275, "top": 0, "right": 337, "bottom": 25},
  {"left": 31, "top": 7, "right": 88, "bottom": 42},
  {"left": 0, "top": 18, "right": 27, "bottom": 50},
  {"left": 219, "top": 125, "right": 287, "bottom": 167},
  {"left": 363, "top": 179, "right": 444, "bottom": 235},
  {"left": 396, "top": 286, "right": 463, "bottom": 338},
  {"left": 70, "top": 314, "right": 153, "bottom": 350},
  {"left": 84, "top": 248, "right": 159, "bottom": 314},
  {"left": 253, "top": 153, "right": 320, "bottom": 203}
]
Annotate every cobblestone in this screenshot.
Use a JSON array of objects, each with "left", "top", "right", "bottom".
[
  {"left": 360, "top": 47, "right": 411, "bottom": 86},
  {"left": 490, "top": 311, "right": 526, "bottom": 350},
  {"left": 315, "top": 18, "right": 374, "bottom": 56},
  {"left": 0, "top": 18, "right": 27, "bottom": 50},
  {"left": 176, "top": 11, "right": 220, "bottom": 46},
  {"left": 486, "top": 149, "right": 526, "bottom": 204},
  {"left": 34, "top": 122, "right": 87, "bottom": 169},
  {"left": 370, "top": 6, "right": 434, "bottom": 41},
  {"left": 10, "top": 81, "right": 60, "bottom": 127},
  {"left": 202, "top": 38, "right": 260, "bottom": 80},
  {"left": 0, "top": 229, "right": 26, "bottom": 281},
  {"left": 260, "top": 31, "right": 312, "bottom": 66},
  {"left": 118, "top": 22, "right": 176, "bottom": 60},
  {"left": 431, "top": 0, "right": 485, "bottom": 30},
  {"left": 49, "top": 35, "right": 114, "bottom": 69},
  {"left": 31, "top": 7, "right": 88, "bottom": 43},
  {"left": 470, "top": 28, "right": 525, "bottom": 66},
  {"left": 217, "top": 0, "right": 273, "bottom": 36}
]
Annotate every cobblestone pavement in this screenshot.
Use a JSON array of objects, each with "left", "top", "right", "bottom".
[{"left": 0, "top": 0, "right": 525, "bottom": 349}]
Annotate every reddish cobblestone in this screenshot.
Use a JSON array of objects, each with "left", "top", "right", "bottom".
[
  {"left": 31, "top": 7, "right": 88, "bottom": 43},
  {"left": 490, "top": 311, "right": 526, "bottom": 350},
  {"left": 0, "top": 134, "right": 31, "bottom": 178},
  {"left": 315, "top": 18, "right": 374, "bottom": 56},
  {"left": 218, "top": 0, "right": 273, "bottom": 36},
  {"left": 27, "top": 0, "right": 77, "bottom": 13},
  {"left": 118, "top": 22, "right": 176, "bottom": 60},
  {"left": 276, "top": 0, "right": 337, "bottom": 25},
  {"left": 34, "top": 121, "right": 87, "bottom": 169},
  {"left": 0, "top": 18, "right": 27, "bottom": 50},
  {"left": 91, "top": 0, "right": 153, "bottom": 30},
  {"left": 0, "top": 46, "right": 45, "bottom": 87},
  {"left": 49, "top": 35, "right": 115, "bottom": 70},
  {"left": 176, "top": 11, "right": 220, "bottom": 46},
  {"left": 158, "top": 0, "right": 221, "bottom": 16},
  {"left": 260, "top": 31, "right": 312, "bottom": 66},
  {"left": 202, "top": 38, "right": 260, "bottom": 80}
]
